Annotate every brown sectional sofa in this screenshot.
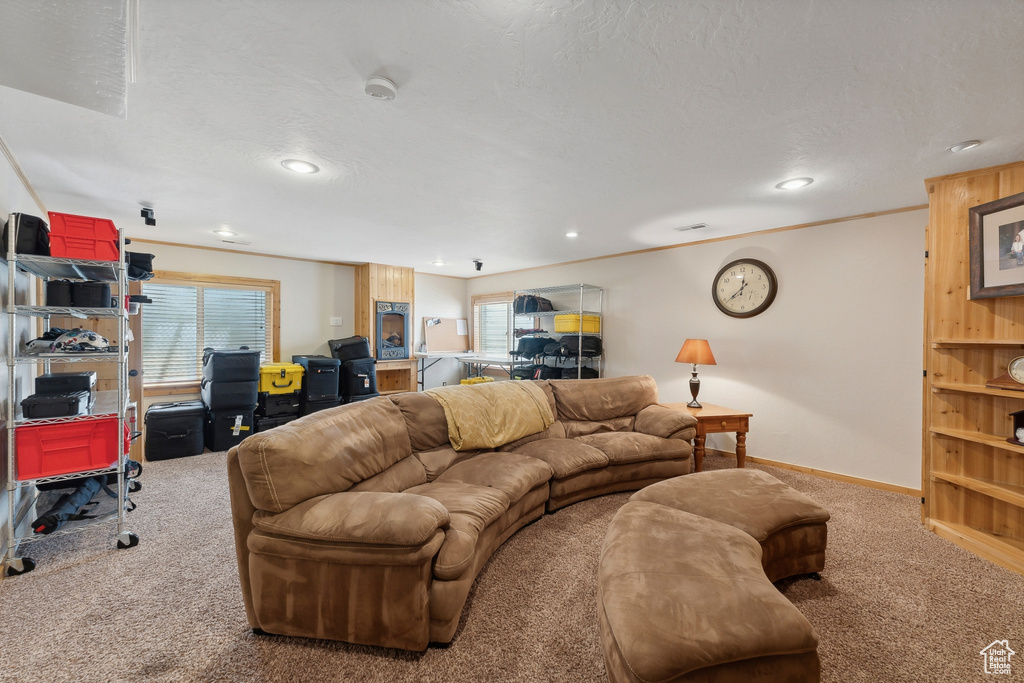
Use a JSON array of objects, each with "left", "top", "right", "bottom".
[{"left": 227, "top": 374, "right": 697, "bottom": 651}]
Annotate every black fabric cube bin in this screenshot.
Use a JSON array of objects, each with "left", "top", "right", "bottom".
[
  {"left": 45, "top": 280, "right": 73, "bottom": 306},
  {"left": 328, "top": 336, "right": 372, "bottom": 363},
  {"left": 205, "top": 407, "right": 255, "bottom": 451},
  {"left": 292, "top": 355, "right": 340, "bottom": 400},
  {"left": 201, "top": 378, "right": 257, "bottom": 409},
  {"left": 2, "top": 213, "right": 49, "bottom": 255},
  {"left": 299, "top": 396, "right": 343, "bottom": 416},
  {"left": 255, "top": 414, "right": 297, "bottom": 433},
  {"left": 71, "top": 280, "right": 112, "bottom": 307},
  {"left": 202, "top": 347, "right": 260, "bottom": 382},
  {"left": 257, "top": 392, "right": 300, "bottom": 417},
  {"left": 145, "top": 400, "right": 206, "bottom": 461},
  {"left": 340, "top": 358, "right": 377, "bottom": 399},
  {"left": 21, "top": 391, "right": 91, "bottom": 419}
]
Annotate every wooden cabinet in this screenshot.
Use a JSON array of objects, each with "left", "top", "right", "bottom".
[
  {"left": 353, "top": 263, "right": 417, "bottom": 394},
  {"left": 923, "top": 161, "right": 1024, "bottom": 576}
]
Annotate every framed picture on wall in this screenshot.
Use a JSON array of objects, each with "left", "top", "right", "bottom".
[{"left": 969, "top": 190, "right": 1024, "bottom": 299}]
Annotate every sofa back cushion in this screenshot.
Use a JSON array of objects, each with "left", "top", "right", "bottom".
[
  {"left": 549, "top": 374, "right": 659, "bottom": 423},
  {"left": 236, "top": 397, "right": 413, "bottom": 513},
  {"left": 390, "top": 391, "right": 449, "bottom": 451}
]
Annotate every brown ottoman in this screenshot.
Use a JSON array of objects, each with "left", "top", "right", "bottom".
[
  {"left": 598, "top": 501, "right": 821, "bottom": 683},
  {"left": 630, "top": 468, "right": 830, "bottom": 582}
]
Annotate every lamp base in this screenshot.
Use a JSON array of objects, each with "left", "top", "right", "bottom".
[
  {"left": 688, "top": 371, "right": 702, "bottom": 409},
  {"left": 686, "top": 399, "right": 702, "bottom": 409}
]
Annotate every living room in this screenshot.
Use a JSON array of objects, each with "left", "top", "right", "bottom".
[{"left": 0, "top": 2, "right": 1022, "bottom": 681}]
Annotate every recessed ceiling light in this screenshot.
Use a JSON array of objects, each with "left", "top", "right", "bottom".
[
  {"left": 775, "top": 177, "right": 814, "bottom": 190},
  {"left": 947, "top": 140, "right": 981, "bottom": 153},
  {"left": 281, "top": 159, "right": 320, "bottom": 174},
  {"left": 432, "top": 260, "right": 445, "bottom": 266},
  {"left": 213, "top": 229, "right": 236, "bottom": 237},
  {"left": 566, "top": 231, "right": 579, "bottom": 238}
]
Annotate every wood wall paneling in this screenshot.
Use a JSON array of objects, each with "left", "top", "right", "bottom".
[{"left": 354, "top": 264, "right": 417, "bottom": 394}]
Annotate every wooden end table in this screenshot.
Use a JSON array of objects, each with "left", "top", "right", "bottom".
[{"left": 664, "top": 402, "right": 752, "bottom": 472}]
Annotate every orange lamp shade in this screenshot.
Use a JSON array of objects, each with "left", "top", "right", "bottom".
[{"left": 675, "top": 339, "right": 716, "bottom": 366}]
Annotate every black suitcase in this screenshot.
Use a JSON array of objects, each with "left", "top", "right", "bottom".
[
  {"left": 205, "top": 407, "right": 255, "bottom": 451},
  {"left": 292, "top": 355, "right": 340, "bottom": 400},
  {"left": 328, "top": 336, "right": 372, "bottom": 362},
  {"left": 144, "top": 400, "right": 206, "bottom": 460},
  {"left": 201, "top": 378, "right": 257, "bottom": 409},
  {"left": 255, "top": 414, "right": 297, "bottom": 433},
  {"left": 35, "top": 371, "right": 97, "bottom": 394},
  {"left": 2, "top": 213, "right": 49, "bottom": 256},
  {"left": 46, "top": 280, "right": 73, "bottom": 307},
  {"left": 21, "top": 391, "right": 91, "bottom": 419},
  {"left": 202, "top": 347, "right": 260, "bottom": 382},
  {"left": 257, "top": 392, "right": 300, "bottom": 417},
  {"left": 71, "top": 280, "right": 112, "bottom": 307},
  {"left": 300, "top": 396, "right": 343, "bottom": 416},
  {"left": 343, "top": 393, "right": 380, "bottom": 404},
  {"left": 340, "top": 358, "right": 377, "bottom": 398}
]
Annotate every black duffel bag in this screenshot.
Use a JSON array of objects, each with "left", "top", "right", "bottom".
[
  {"left": 513, "top": 295, "right": 554, "bottom": 315},
  {"left": 560, "top": 336, "right": 602, "bottom": 357},
  {"left": 512, "top": 336, "right": 556, "bottom": 359}
]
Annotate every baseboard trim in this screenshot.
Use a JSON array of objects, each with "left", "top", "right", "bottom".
[{"left": 706, "top": 449, "right": 921, "bottom": 497}]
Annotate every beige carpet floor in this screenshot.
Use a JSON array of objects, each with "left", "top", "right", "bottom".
[{"left": 0, "top": 450, "right": 1022, "bottom": 682}]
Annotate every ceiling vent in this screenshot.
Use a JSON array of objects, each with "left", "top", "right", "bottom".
[
  {"left": 364, "top": 77, "right": 397, "bottom": 101},
  {"left": 674, "top": 223, "right": 708, "bottom": 232},
  {"left": 221, "top": 239, "right": 252, "bottom": 246}
]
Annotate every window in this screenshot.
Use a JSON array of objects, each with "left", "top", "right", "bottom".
[
  {"left": 141, "top": 272, "right": 279, "bottom": 386},
  {"left": 471, "top": 292, "right": 533, "bottom": 357}
]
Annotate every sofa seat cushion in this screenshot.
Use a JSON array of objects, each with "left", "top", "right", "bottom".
[
  {"left": 509, "top": 438, "right": 609, "bottom": 479},
  {"left": 577, "top": 431, "right": 691, "bottom": 465},
  {"left": 434, "top": 452, "right": 553, "bottom": 505},
  {"left": 252, "top": 490, "right": 450, "bottom": 546},
  {"left": 599, "top": 501, "right": 819, "bottom": 682},
  {"left": 404, "top": 482, "right": 512, "bottom": 580}
]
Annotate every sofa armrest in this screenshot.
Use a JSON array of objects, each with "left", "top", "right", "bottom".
[
  {"left": 252, "top": 491, "right": 450, "bottom": 547},
  {"left": 634, "top": 404, "right": 698, "bottom": 440}
]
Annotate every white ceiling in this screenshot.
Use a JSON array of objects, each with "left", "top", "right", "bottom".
[{"left": 1, "top": 0, "right": 1022, "bottom": 277}]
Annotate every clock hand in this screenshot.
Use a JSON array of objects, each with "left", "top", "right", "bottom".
[{"left": 726, "top": 280, "right": 747, "bottom": 302}]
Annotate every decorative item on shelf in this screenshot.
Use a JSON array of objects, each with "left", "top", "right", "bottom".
[
  {"left": 675, "top": 339, "right": 716, "bottom": 408},
  {"left": 968, "top": 190, "right": 1024, "bottom": 299},
  {"left": 1008, "top": 410, "right": 1024, "bottom": 446},
  {"left": 984, "top": 355, "right": 1024, "bottom": 392}
]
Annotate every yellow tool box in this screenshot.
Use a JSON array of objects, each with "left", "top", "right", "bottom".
[
  {"left": 259, "top": 362, "right": 304, "bottom": 394},
  {"left": 553, "top": 314, "right": 601, "bottom": 334},
  {"left": 460, "top": 376, "right": 496, "bottom": 385}
]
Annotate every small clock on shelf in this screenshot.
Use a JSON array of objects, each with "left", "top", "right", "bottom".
[{"left": 985, "top": 356, "right": 1024, "bottom": 392}]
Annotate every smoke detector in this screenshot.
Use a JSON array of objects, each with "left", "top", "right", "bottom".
[{"left": 364, "top": 77, "right": 397, "bottom": 101}]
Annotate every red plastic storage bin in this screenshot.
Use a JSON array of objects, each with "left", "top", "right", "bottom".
[
  {"left": 15, "top": 416, "right": 127, "bottom": 480},
  {"left": 46, "top": 212, "right": 119, "bottom": 261}
]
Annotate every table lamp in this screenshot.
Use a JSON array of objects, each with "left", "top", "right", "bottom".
[{"left": 675, "top": 339, "right": 716, "bottom": 408}]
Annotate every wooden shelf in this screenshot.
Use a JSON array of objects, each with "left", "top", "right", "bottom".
[
  {"left": 930, "top": 472, "right": 1024, "bottom": 508},
  {"left": 928, "top": 520, "right": 1024, "bottom": 576},
  {"left": 931, "top": 381, "right": 1024, "bottom": 399},
  {"left": 930, "top": 426, "right": 1024, "bottom": 455},
  {"left": 932, "top": 339, "right": 1024, "bottom": 348}
]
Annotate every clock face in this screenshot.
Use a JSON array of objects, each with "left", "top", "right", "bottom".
[
  {"left": 1009, "top": 356, "right": 1024, "bottom": 384},
  {"left": 712, "top": 259, "right": 778, "bottom": 318}
]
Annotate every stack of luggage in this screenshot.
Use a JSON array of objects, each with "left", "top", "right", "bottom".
[
  {"left": 20, "top": 371, "right": 97, "bottom": 419},
  {"left": 200, "top": 347, "right": 259, "bottom": 451},
  {"left": 292, "top": 355, "right": 342, "bottom": 416},
  {"left": 255, "top": 361, "right": 304, "bottom": 431},
  {"left": 327, "top": 336, "right": 380, "bottom": 404}
]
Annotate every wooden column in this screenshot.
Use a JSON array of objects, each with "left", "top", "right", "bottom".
[{"left": 354, "top": 263, "right": 418, "bottom": 394}]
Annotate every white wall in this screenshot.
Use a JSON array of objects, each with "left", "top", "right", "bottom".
[
  {"left": 467, "top": 210, "right": 926, "bottom": 491},
  {"left": 414, "top": 273, "right": 468, "bottom": 389}
]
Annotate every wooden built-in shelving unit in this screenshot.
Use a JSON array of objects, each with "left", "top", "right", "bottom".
[
  {"left": 354, "top": 263, "right": 417, "bottom": 394},
  {"left": 923, "top": 160, "right": 1024, "bottom": 577}
]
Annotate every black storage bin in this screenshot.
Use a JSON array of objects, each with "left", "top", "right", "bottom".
[
  {"left": 45, "top": 280, "right": 73, "bottom": 307},
  {"left": 201, "top": 378, "right": 257, "bottom": 409},
  {"left": 292, "top": 355, "right": 340, "bottom": 400},
  {"left": 255, "top": 414, "right": 297, "bottom": 433},
  {"left": 205, "top": 407, "right": 255, "bottom": 451},
  {"left": 340, "top": 358, "right": 377, "bottom": 399},
  {"left": 257, "top": 392, "right": 300, "bottom": 417},
  {"left": 71, "top": 280, "right": 112, "bottom": 307},
  {"left": 328, "top": 336, "right": 372, "bottom": 362},
  {"left": 343, "top": 393, "right": 380, "bottom": 404},
  {"left": 300, "top": 396, "right": 343, "bottom": 416},
  {"left": 35, "top": 371, "right": 96, "bottom": 394},
  {"left": 2, "top": 213, "right": 49, "bottom": 256},
  {"left": 145, "top": 400, "right": 206, "bottom": 461},
  {"left": 21, "top": 391, "right": 91, "bottom": 419},
  {"left": 202, "top": 347, "right": 260, "bottom": 382}
]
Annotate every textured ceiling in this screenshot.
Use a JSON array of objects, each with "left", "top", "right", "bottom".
[{"left": 1, "top": 0, "right": 1022, "bottom": 277}]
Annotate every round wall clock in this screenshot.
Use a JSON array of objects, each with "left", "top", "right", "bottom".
[
  {"left": 1008, "top": 356, "right": 1024, "bottom": 384},
  {"left": 712, "top": 258, "right": 778, "bottom": 318}
]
